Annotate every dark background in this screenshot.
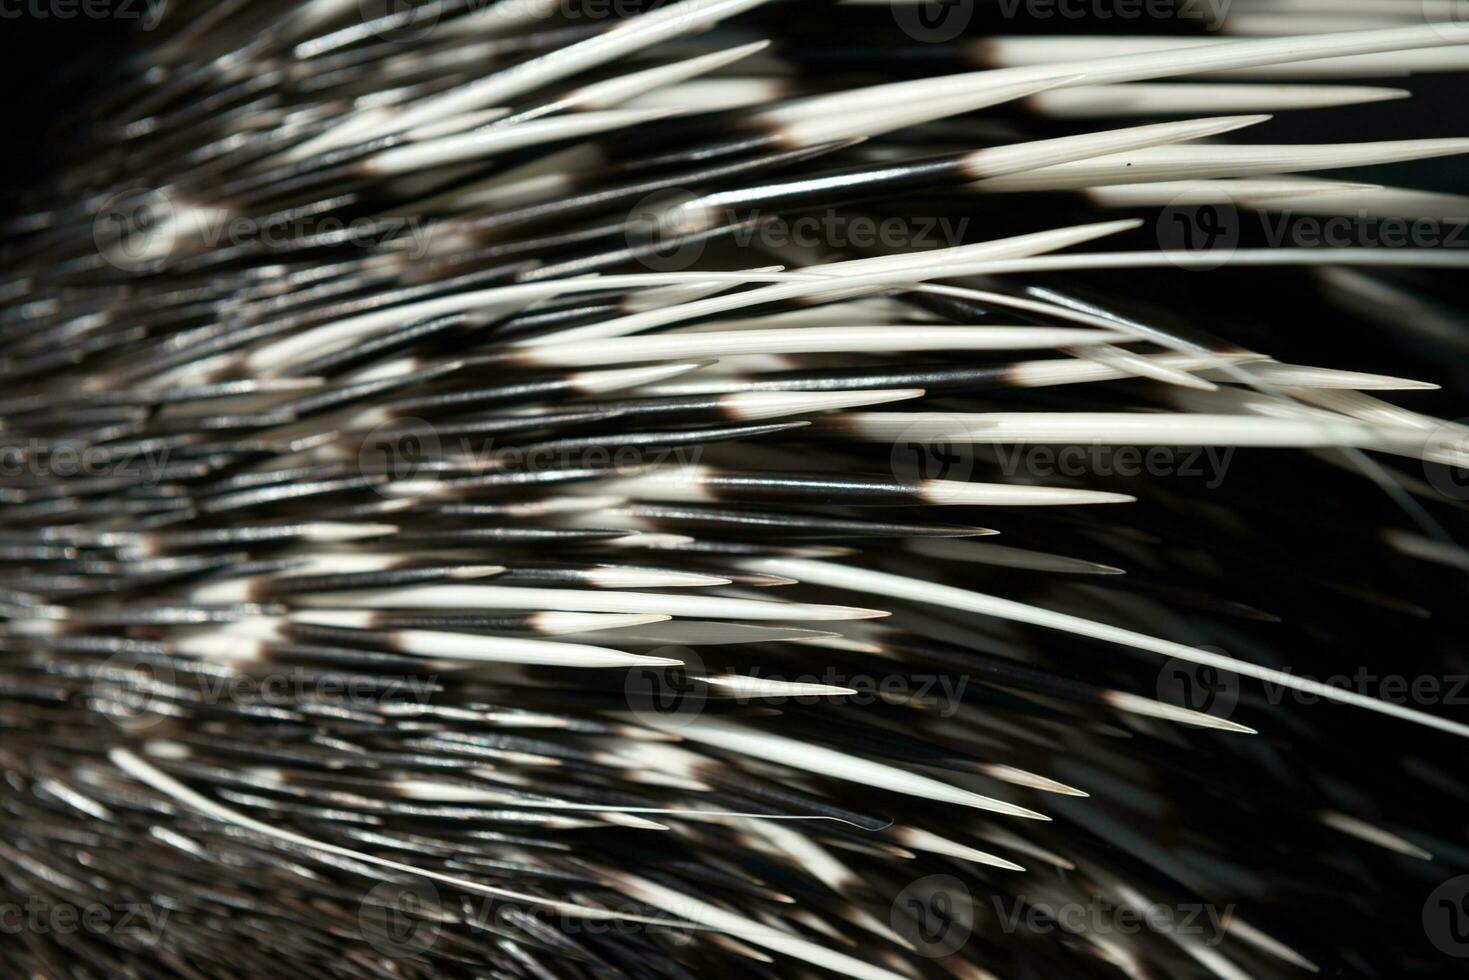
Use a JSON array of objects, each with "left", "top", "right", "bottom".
[{"left": 0, "top": 12, "right": 139, "bottom": 201}]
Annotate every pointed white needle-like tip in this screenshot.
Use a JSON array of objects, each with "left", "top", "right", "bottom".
[
  {"left": 726, "top": 388, "right": 927, "bottom": 420},
  {"left": 531, "top": 612, "right": 674, "bottom": 634},
  {"left": 981, "top": 764, "right": 1090, "bottom": 798},
  {"left": 1103, "top": 691, "right": 1258, "bottom": 734},
  {"left": 919, "top": 481, "right": 1136, "bottom": 506},
  {"left": 823, "top": 606, "right": 892, "bottom": 621}
]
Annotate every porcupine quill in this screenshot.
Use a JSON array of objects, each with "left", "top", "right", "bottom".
[{"left": 3, "top": 1, "right": 1469, "bottom": 977}]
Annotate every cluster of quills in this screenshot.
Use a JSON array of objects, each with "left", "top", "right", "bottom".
[{"left": 3, "top": 0, "right": 1469, "bottom": 977}]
